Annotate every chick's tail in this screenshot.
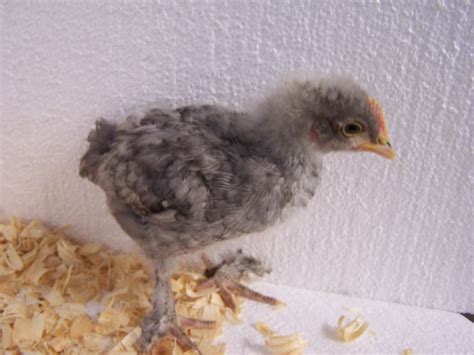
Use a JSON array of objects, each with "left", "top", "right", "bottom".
[{"left": 79, "top": 118, "right": 116, "bottom": 182}]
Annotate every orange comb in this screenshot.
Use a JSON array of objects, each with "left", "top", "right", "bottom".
[{"left": 367, "top": 97, "right": 388, "bottom": 138}]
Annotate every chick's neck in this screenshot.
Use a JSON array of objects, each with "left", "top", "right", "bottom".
[{"left": 250, "top": 89, "right": 321, "bottom": 173}]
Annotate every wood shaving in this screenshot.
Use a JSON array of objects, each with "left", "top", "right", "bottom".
[
  {"left": 255, "top": 321, "right": 306, "bottom": 354},
  {"left": 337, "top": 314, "right": 369, "bottom": 342}
]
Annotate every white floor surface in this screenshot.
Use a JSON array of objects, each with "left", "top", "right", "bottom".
[{"left": 222, "top": 282, "right": 473, "bottom": 354}]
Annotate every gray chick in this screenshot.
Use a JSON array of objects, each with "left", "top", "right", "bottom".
[{"left": 79, "top": 76, "right": 395, "bottom": 352}]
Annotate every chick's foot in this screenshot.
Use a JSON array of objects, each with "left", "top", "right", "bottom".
[
  {"left": 196, "top": 250, "right": 285, "bottom": 311},
  {"left": 138, "top": 310, "right": 215, "bottom": 354}
]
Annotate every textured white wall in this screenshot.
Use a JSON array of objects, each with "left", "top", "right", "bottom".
[{"left": 1, "top": 0, "right": 471, "bottom": 312}]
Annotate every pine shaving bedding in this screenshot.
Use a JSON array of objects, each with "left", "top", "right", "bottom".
[
  {"left": 0, "top": 218, "right": 153, "bottom": 354},
  {"left": 0, "top": 217, "right": 299, "bottom": 355}
]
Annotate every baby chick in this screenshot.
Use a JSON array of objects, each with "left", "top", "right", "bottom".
[{"left": 79, "top": 75, "right": 395, "bottom": 352}]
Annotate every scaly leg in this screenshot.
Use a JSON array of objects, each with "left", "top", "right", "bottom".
[{"left": 138, "top": 258, "right": 215, "bottom": 354}]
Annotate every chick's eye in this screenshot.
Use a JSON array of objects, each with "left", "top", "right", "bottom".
[{"left": 341, "top": 122, "right": 364, "bottom": 137}]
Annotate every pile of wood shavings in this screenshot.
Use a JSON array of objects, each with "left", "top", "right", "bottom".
[
  {"left": 0, "top": 218, "right": 264, "bottom": 355},
  {"left": 0, "top": 217, "right": 153, "bottom": 354}
]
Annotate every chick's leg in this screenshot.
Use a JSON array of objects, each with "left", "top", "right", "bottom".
[
  {"left": 196, "top": 250, "right": 284, "bottom": 311},
  {"left": 138, "top": 258, "right": 215, "bottom": 354}
]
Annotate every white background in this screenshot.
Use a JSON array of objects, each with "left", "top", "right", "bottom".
[{"left": 1, "top": 0, "right": 471, "bottom": 312}]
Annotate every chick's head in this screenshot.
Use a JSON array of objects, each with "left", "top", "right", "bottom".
[{"left": 308, "top": 77, "right": 396, "bottom": 160}]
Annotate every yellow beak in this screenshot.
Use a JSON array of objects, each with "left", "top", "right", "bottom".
[{"left": 356, "top": 141, "right": 396, "bottom": 160}]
